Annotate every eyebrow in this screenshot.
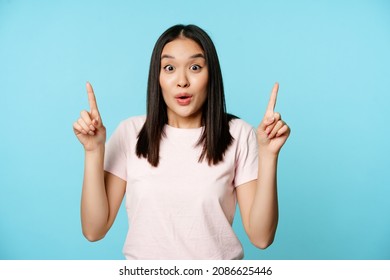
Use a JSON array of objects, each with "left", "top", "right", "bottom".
[{"left": 161, "top": 53, "right": 205, "bottom": 60}]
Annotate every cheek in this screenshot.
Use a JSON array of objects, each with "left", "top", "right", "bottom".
[
  {"left": 159, "top": 74, "right": 166, "bottom": 91},
  {"left": 193, "top": 73, "right": 208, "bottom": 91},
  {"left": 197, "top": 76, "right": 208, "bottom": 103},
  {"left": 200, "top": 76, "right": 209, "bottom": 93},
  {"left": 201, "top": 70, "right": 209, "bottom": 88},
  {"left": 159, "top": 74, "right": 175, "bottom": 92}
]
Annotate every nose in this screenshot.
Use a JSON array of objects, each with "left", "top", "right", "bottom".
[{"left": 177, "top": 70, "right": 189, "bottom": 88}]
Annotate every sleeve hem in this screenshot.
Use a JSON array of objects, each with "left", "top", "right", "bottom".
[
  {"left": 234, "top": 177, "right": 257, "bottom": 188},
  {"left": 104, "top": 169, "right": 127, "bottom": 182}
]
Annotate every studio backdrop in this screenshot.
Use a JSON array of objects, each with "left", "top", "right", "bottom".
[{"left": 1, "top": 0, "right": 389, "bottom": 259}]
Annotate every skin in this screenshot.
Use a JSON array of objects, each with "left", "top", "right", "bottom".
[
  {"left": 73, "top": 38, "right": 290, "bottom": 248},
  {"left": 160, "top": 37, "right": 208, "bottom": 128},
  {"left": 73, "top": 83, "right": 125, "bottom": 241},
  {"left": 237, "top": 82, "right": 290, "bottom": 248}
]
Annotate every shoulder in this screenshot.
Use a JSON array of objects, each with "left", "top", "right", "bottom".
[
  {"left": 229, "top": 117, "right": 256, "bottom": 137},
  {"left": 109, "top": 115, "right": 146, "bottom": 141},
  {"left": 120, "top": 115, "right": 146, "bottom": 126},
  {"left": 117, "top": 115, "right": 146, "bottom": 131}
]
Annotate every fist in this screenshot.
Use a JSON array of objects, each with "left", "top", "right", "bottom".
[
  {"left": 73, "top": 82, "right": 106, "bottom": 151},
  {"left": 257, "top": 83, "right": 290, "bottom": 155}
]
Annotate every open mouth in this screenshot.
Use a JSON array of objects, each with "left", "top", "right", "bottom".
[{"left": 175, "top": 94, "right": 192, "bottom": 105}]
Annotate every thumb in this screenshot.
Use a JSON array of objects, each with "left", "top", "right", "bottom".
[
  {"left": 92, "top": 116, "right": 103, "bottom": 128},
  {"left": 259, "top": 115, "right": 275, "bottom": 130},
  {"left": 90, "top": 107, "right": 102, "bottom": 127}
]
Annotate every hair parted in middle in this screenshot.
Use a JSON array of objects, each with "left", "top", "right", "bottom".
[{"left": 136, "top": 24, "right": 235, "bottom": 167}]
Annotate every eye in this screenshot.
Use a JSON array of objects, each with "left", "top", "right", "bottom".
[
  {"left": 163, "top": 65, "right": 175, "bottom": 72},
  {"left": 190, "top": 64, "right": 202, "bottom": 71}
]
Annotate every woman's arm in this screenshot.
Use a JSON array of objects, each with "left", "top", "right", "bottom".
[
  {"left": 236, "top": 155, "right": 278, "bottom": 249},
  {"left": 74, "top": 82, "right": 126, "bottom": 241},
  {"left": 81, "top": 151, "right": 126, "bottom": 241},
  {"left": 237, "top": 83, "right": 290, "bottom": 249}
]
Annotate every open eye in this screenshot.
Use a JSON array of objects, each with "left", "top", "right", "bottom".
[
  {"left": 190, "top": 64, "right": 202, "bottom": 71},
  {"left": 163, "top": 65, "right": 175, "bottom": 72}
]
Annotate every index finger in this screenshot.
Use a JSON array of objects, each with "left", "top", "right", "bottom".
[
  {"left": 266, "top": 82, "right": 279, "bottom": 112},
  {"left": 86, "top": 82, "right": 99, "bottom": 112}
]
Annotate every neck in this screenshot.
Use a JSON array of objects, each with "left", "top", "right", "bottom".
[{"left": 167, "top": 114, "right": 202, "bottom": 129}]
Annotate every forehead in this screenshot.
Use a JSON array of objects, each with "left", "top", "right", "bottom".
[{"left": 161, "top": 37, "right": 204, "bottom": 57}]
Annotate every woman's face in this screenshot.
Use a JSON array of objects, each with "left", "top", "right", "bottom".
[{"left": 159, "top": 37, "right": 208, "bottom": 128}]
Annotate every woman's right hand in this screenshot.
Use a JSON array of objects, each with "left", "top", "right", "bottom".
[{"left": 73, "top": 82, "right": 106, "bottom": 151}]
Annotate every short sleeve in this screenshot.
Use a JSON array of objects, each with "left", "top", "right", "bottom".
[
  {"left": 234, "top": 123, "right": 258, "bottom": 187},
  {"left": 104, "top": 122, "right": 127, "bottom": 181}
]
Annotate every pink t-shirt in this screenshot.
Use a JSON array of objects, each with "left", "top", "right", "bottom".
[{"left": 104, "top": 115, "right": 258, "bottom": 259}]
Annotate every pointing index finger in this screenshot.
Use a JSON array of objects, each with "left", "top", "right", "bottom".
[
  {"left": 266, "top": 82, "right": 279, "bottom": 113},
  {"left": 86, "top": 82, "right": 99, "bottom": 112}
]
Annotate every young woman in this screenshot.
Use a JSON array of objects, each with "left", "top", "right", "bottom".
[{"left": 73, "top": 24, "right": 290, "bottom": 259}]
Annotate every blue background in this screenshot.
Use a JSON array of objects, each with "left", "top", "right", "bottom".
[{"left": 1, "top": 0, "right": 389, "bottom": 260}]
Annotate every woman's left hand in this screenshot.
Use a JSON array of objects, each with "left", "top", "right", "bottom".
[{"left": 257, "top": 82, "right": 291, "bottom": 156}]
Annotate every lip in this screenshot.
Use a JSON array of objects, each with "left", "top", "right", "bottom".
[{"left": 175, "top": 93, "right": 193, "bottom": 106}]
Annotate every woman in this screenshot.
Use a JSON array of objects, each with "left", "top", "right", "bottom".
[{"left": 73, "top": 24, "right": 290, "bottom": 259}]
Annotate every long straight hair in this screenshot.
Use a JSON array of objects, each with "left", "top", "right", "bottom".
[{"left": 136, "top": 24, "right": 234, "bottom": 167}]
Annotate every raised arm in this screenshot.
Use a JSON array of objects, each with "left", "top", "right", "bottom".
[
  {"left": 73, "top": 82, "right": 126, "bottom": 241},
  {"left": 237, "top": 82, "right": 290, "bottom": 249}
]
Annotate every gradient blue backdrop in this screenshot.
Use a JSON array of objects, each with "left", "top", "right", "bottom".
[{"left": 1, "top": 0, "right": 389, "bottom": 260}]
